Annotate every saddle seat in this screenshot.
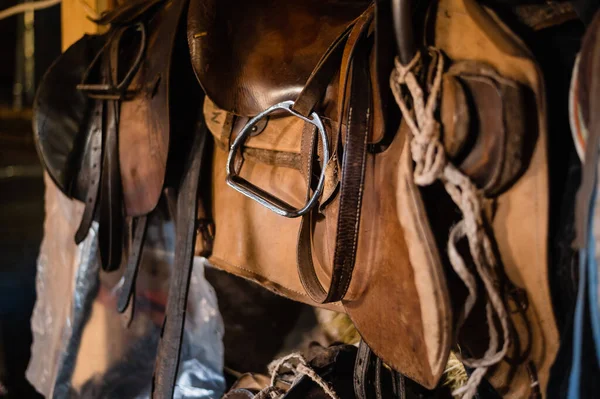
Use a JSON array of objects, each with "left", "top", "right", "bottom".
[{"left": 188, "top": 0, "right": 372, "bottom": 118}]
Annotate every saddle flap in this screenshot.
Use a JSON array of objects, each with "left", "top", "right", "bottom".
[
  {"left": 119, "top": 0, "right": 192, "bottom": 217},
  {"left": 33, "top": 34, "right": 107, "bottom": 199}
]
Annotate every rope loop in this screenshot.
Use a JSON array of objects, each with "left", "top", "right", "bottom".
[
  {"left": 391, "top": 49, "right": 511, "bottom": 399},
  {"left": 255, "top": 353, "right": 340, "bottom": 399}
]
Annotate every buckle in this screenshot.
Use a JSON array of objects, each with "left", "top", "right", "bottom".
[
  {"left": 226, "top": 100, "right": 330, "bottom": 218},
  {"left": 77, "top": 22, "right": 147, "bottom": 100}
]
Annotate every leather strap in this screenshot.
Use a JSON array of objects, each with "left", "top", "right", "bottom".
[
  {"left": 354, "top": 340, "right": 372, "bottom": 399},
  {"left": 291, "top": 4, "right": 374, "bottom": 118},
  {"left": 152, "top": 118, "right": 207, "bottom": 399},
  {"left": 117, "top": 215, "right": 148, "bottom": 313},
  {"left": 291, "top": 22, "right": 354, "bottom": 117},
  {"left": 354, "top": 340, "right": 406, "bottom": 399},
  {"left": 74, "top": 99, "right": 104, "bottom": 244},
  {"left": 391, "top": 368, "right": 406, "bottom": 399},
  {"left": 297, "top": 15, "right": 372, "bottom": 304},
  {"left": 98, "top": 43, "right": 124, "bottom": 272}
]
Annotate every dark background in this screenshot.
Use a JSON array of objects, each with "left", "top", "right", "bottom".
[{"left": 0, "top": 1, "right": 61, "bottom": 397}]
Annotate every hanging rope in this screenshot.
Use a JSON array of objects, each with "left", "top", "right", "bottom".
[
  {"left": 0, "top": 0, "right": 61, "bottom": 21},
  {"left": 0, "top": 0, "right": 100, "bottom": 22},
  {"left": 390, "top": 49, "right": 511, "bottom": 399},
  {"left": 254, "top": 353, "right": 340, "bottom": 399}
]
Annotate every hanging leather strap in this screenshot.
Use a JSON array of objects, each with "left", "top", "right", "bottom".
[
  {"left": 74, "top": 99, "right": 104, "bottom": 244},
  {"left": 354, "top": 340, "right": 406, "bottom": 399},
  {"left": 98, "top": 40, "right": 124, "bottom": 272},
  {"left": 296, "top": 11, "right": 373, "bottom": 304},
  {"left": 117, "top": 214, "right": 148, "bottom": 314},
  {"left": 152, "top": 118, "right": 208, "bottom": 399}
]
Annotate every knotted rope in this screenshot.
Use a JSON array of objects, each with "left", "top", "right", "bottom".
[
  {"left": 255, "top": 353, "right": 340, "bottom": 399},
  {"left": 390, "top": 49, "right": 511, "bottom": 399}
]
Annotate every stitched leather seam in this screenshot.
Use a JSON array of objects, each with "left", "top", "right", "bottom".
[
  {"left": 336, "top": 104, "right": 370, "bottom": 298},
  {"left": 210, "top": 256, "right": 310, "bottom": 298}
]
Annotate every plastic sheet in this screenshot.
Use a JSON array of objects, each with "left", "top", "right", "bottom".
[{"left": 27, "top": 177, "right": 225, "bottom": 398}]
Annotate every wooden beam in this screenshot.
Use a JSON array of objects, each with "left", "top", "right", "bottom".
[{"left": 61, "top": 0, "right": 112, "bottom": 50}]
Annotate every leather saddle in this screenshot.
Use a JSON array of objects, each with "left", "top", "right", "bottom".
[
  {"left": 189, "top": 0, "right": 558, "bottom": 396},
  {"left": 33, "top": 0, "right": 209, "bottom": 397}
]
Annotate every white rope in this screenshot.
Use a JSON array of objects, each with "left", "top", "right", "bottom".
[
  {"left": 0, "top": 0, "right": 100, "bottom": 22},
  {"left": 390, "top": 49, "right": 511, "bottom": 399},
  {"left": 0, "top": 0, "right": 61, "bottom": 21},
  {"left": 255, "top": 353, "right": 340, "bottom": 399}
]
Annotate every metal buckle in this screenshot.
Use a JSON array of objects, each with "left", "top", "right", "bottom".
[
  {"left": 226, "top": 100, "right": 330, "bottom": 218},
  {"left": 76, "top": 22, "right": 147, "bottom": 100}
]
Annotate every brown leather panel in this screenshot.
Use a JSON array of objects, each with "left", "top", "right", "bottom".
[
  {"left": 513, "top": 2, "right": 577, "bottom": 32},
  {"left": 207, "top": 144, "right": 343, "bottom": 312},
  {"left": 441, "top": 75, "right": 470, "bottom": 160},
  {"left": 207, "top": 120, "right": 450, "bottom": 388},
  {"left": 187, "top": 0, "right": 370, "bottom": 117},
  {"left": 204, "top": 98, "right": 305, "bottom": 156},
  {"left": 343, "top": 124, "right": 452, "bottom": 389},
  {"left": 119, "top": 0, "right": 187, "bottom": 217},
  {"left": 449, "top": 63, "right": 520, "bottom": 195},
  {"left": 433, "top": 0, "right": 557, "bottom": 396},
  {"left": 199, "top": 0, "right": 556, "bottom": 393}
]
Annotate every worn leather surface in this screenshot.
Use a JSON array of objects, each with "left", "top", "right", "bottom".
[
  {"left": 197, "top": 0, "right": 556, "bottom": 393},
  {"left": 187, "top": 0, "right": 370, "bottom": 118},
  {"left": 119, "top": 0, "right": 190, "bottom": 217},
  {"left": 34, "top": 0, "right": 190, "bottom": 218},
  {"left": 432, "top": 0, "right": 558, "bottom": 396},
  {"left": 205, "top": 99, "right": 449, "bottom": 387},
  {"left": 33, "top": 34, "right": 105, "bottom": 199},
  {"left": 152, "top": 119, "right": 207, "bottom": 399}
]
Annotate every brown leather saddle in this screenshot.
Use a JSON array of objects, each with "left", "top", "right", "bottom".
[
  {"left": 32, "top": 0, "right": 560, "bottom": 396},
  {"left": 33, "top": 0, "right": 210, "bottom": 397},
  {"left": 189, "top": 0, "right": 558, "bottom": 396}
]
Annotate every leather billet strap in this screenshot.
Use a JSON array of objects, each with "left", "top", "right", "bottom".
[
  {"left": 97, "top": 38, "right": 124, "bottom": 272},
  {"left": 354, "top": 340, "right": 406, "bottom": 399},
  {"left": 117, "top": 215, "right": 148, "bottom": 314},
  {"left": 296, "top": 10, "right": 373, "bottom": 304},
  {"left": 74, "top": 99, "right": 104, "bottom": 244},
  {"left": 152, "top": 118, "right": 208, "bottom": 399},
  {"left": 75, "top": 24, "right": 144, "bottom": 269}
]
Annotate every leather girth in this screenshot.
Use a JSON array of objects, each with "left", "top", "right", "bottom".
[{"left": 151, "top": 116, "right": 208, "bottom": 399}]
